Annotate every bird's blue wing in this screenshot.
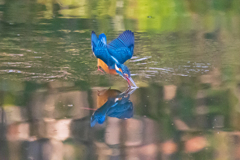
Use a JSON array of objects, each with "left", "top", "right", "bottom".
[
  {"left": 91, "top": 31, "right": 98, "bottom": 53},
  {"left": 91, "top": 31, "right": 115, "bottom": 67},
  {"left": 107, "top": 102, "right": 133, "bottom": 119},
  {"left": 107, "top": 30, "right": 134, "bottom": 50},
  {"left": 99, "top": 33, "right": 107, "bottom": 45},
  {"left": 107, "top": 30, "right": 134, "bottom": 64}
]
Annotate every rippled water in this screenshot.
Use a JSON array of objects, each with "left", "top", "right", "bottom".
[{"left": 1, "top": 0, "right": 240, "bottom": 159}]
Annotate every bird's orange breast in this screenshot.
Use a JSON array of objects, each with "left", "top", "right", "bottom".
[
  {"left": 97, "top": 59, "right": 122, "bottom": 75},
  {"left": 97, "top": 89, "right": 121, "bottom": 108}
]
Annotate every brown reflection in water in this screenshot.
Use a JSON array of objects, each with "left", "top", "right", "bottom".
[
  {"left": 0, "top": 81, "right": 94, "bottom": 160},
  {"left": 1, "top": 77, "right": 240, "bottom": 159},
  {"left": 184, "top": 136, "right": 208, "bottom": 153}
]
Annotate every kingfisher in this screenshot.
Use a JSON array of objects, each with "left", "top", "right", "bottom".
[
  {"left": 91, "top": 30, "right": 138, "bottom": 88},
  {"left": 90, "top": 88, "right": 135, "bottom": 127}
]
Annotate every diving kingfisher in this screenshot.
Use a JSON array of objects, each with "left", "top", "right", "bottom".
[{"left": 91, "top": 30, "right": 137, "bottom": 88}]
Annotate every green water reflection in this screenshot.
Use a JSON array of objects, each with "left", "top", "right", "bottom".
[{"left": 1, "top": 0, "right": 240, "bottom": 159}]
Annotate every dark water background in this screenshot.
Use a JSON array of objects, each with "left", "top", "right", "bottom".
[{"left": 1, "top": 0, "right": 240, "bottom": 159}]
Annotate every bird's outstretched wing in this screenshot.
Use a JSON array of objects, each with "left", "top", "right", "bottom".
[
  {"left": 107, "top": 30, "right": 134, "bottom": 64},
  {"left": 91, "top": 31, "right": 115, "bottom": 67}
]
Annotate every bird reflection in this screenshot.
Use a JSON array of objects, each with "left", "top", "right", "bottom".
[{"left": 90, "top": 88, "right": 136, "bottom": 127}]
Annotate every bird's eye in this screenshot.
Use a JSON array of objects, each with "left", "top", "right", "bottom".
[{"left": 124, "top": 73, "right": 129, "bottom": 77}]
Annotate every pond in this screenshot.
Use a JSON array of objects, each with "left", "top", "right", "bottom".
[{"left": 1, "top": 0, "right": 240, "bottom": 159}]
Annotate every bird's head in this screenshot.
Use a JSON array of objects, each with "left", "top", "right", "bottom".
[{"left": 115, "top": 64, "right": 137, "bottom": 88}]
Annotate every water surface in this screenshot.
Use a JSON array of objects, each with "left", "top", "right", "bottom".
[{"left": 1, "top": 0, "right": 240, "bottom": 159}]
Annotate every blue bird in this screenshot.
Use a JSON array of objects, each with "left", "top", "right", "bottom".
[
  {"left": 91, "top": 30, "right": 137, "bottom": 88},
  {"left": 90, "top": 88, "right": 135, "bottom": 127}
]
